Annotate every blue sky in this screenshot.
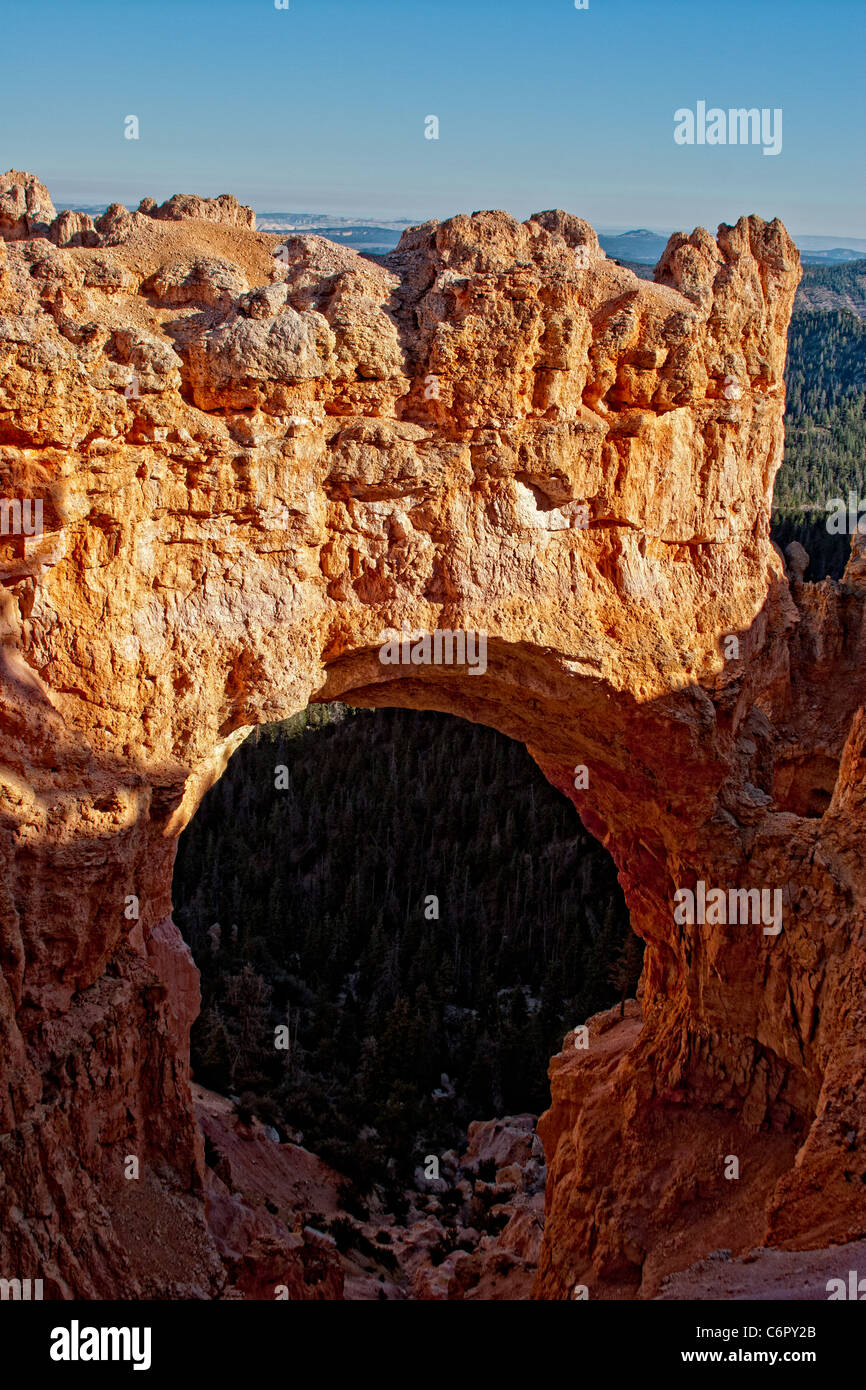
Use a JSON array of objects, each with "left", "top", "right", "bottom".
[{"left": 2, "top": 0, "right": 863, "bottom": 236}]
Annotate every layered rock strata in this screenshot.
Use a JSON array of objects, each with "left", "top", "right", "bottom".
[{"left": 0, "top": 171, "right": 863, "bottom": 1298}]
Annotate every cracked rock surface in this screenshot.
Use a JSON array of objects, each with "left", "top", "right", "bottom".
[{"left": 1, "top": 171, "right": 864, "bottom": 1298}]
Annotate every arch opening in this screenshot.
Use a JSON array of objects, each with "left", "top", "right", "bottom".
[{"left": 171, "top": 701, "right": 640, "bottom": 1299}]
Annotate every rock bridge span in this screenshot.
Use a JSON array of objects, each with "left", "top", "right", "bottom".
[{"left": 1, "top": 171, "right": 864, "bottom": 1297}]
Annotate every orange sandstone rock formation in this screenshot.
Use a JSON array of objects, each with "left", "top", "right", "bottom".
[{"left": 0, "top": 170, "right": 864, "bottom": 1298}]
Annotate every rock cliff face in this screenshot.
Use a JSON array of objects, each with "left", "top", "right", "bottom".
[{"left": 1, "top": 171, "right": 864, "bottom": 1299}]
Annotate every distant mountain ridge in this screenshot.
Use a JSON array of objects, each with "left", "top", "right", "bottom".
[
  {"left": 69, "top": 203, "right": 865, "bottom": 266},
  {"left": 618, "top": 256, "right": 866, "bottom": 319},
  {"left": 598, "top": 229, "right": 669, "bottom": 264},
  {"left": 265, "top": 224, "right": 404, "bottom": 251},
  {"left": 599, "top": 229, "right": 866, "bottom": 268},
  {"left": 257, "top": 212, "right": 413, "bottom": 230}
]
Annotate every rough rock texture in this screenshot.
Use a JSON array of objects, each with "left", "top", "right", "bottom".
[
  {"left": 1, "top": 173, "right": 864, "bottom": 1299},
  {"left": 47, "top": 211, "right": 100, "bottom": 250},
  {"left": 195, "top": 1088, "right": 345, "bottom": 1300},
  {"left": 195, "top": 1086, "right": 544, "bottom": 1301},
  {"left": 139, "top": 192, "right": 256, "bottom": 230},
  {"left": 0, "top": 170, "right": 56, "bottom": 241},
  {"left": 420, "top": 1114, "right": 546, "bottom": 1300},
  {"left": 656, "top": 1236, "right": 866, "bottom": 1300}
]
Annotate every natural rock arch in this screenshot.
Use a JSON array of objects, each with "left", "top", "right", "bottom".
[{"left": 1, "top": 171, "right": 864, "bottom": 1297}]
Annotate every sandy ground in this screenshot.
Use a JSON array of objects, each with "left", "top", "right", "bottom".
[{"left": 656, "top": 1239, "right": 866, "bottom": 1300}]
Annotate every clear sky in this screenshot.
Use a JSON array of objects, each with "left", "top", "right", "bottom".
[{"left": 2, "top": 0, "right": 864, "bottom": 236}]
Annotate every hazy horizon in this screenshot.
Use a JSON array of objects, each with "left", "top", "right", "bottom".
[
  {"left": 3, "top": 0, "right": 863, "bottom": 239},
  {"left": 55, "top": 188, "right": 866, "bottom": 250}
]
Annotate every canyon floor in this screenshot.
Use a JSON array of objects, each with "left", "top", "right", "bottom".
[
  {"left": 195, "top": 1084, "right": 544, "bottom": 1300},
  {"left": 194, "top": 1070, "right": 866, "bottom": 1301}
]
